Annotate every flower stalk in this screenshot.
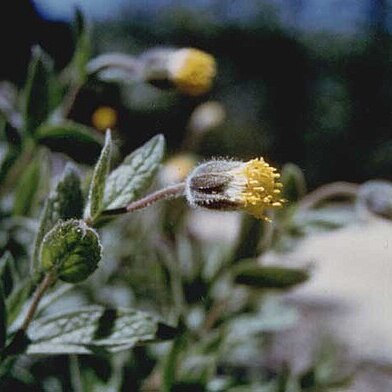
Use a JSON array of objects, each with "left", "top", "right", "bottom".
[
  {"left": 20, "top": 272, "right": 56, "bottom": 332},
  {"left": 102, "top": 183, "right": 186, "bottom": 216}
]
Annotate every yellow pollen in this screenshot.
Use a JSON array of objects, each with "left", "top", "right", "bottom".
[{"left": 238, "top": 158, "right": 285, "bottom": 219}]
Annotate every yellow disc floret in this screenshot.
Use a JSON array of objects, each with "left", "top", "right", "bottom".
[
  {"left": 167, "top": 48, "right": 217, "bottom": 96},
  {"left": 235, "top": 158, "right": 284, "bottom": 220}
]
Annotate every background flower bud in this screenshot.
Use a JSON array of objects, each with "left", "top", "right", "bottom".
[
  {"left": 141, "top": 47, "right": 217, "bottom": 96},
  {"left": 40, "top": 219, "right": 102, "bottom": 283},
  {"left": 356, "top": 180, "right": 392, "bottom": 220}
]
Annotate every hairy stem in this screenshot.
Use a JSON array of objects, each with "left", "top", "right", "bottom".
[
  {"left": 102, "top": 183, "right": 186, "bottom": 216},
  {"left": 20, "top": 272, "right": 56, "bottom": 332}
]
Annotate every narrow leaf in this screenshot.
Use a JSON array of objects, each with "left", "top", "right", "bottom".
[
  {"left": 6, "top": 279, "right": 34, "bottom": 327},
  {"left": 232, "top": 214, "right": 266, "bottom": 263},
  {"left": 31, "top": 164, "right": 84, "bottom": 272},
  {"left": 103, "top": 134, "right": 165, "bottom": 210},
  {"left": 26, "top": 306, "right": 177, "bottom": 355},
  {"left": 0, "top": 283, "right": 7, "bottom": 350},
  {"left": 0, "top": 251, "right": 17, "bottom": 297},
  {"left": 0, "top": 146, "right": 20, "bottom": 190},
  {"left": 234, "top": 263, "right": 309, "bottom": 289},
  {"left": 85, "top": 130, "right": 112, "bottom": 221},
  {"left": 71, "top": 9, "right": 91, "bottom": 83},
  {"left": 12, "top": 153, "right": 42, "bottom": 216},
  {"left": 23, "top": 47, "right": 56, "bottom": 135},
  {"left": 35, "top": 121, "right": 103, "bottom": 164},
  {"left": 281, "top": 163, "right": 307, "bottom": 203}
]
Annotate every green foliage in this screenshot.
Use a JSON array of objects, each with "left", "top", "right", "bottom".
[
  {"left": 40, "top": 219, "right": 102, "bottom": 283},
  {"left": 85, "top": 130, "right": 112, "bottom": 222},
  {"left": 70, "top": 8, "right": 91, "bottom": 84},
  {"left": 35, "top": 122, "right": 103, "bottom": 163},
  {"left": 234, "top": 262, "right": 309, "bottom": 289},
  {"left": 103, "top": 134, "right": 165, "bottom": 209},
  {"left": 6, "top": 279, "right": 34, "bottom": 328},
  {"left": 12, "top": 152, "right": 44, "bottom": 216},
  {"left": 32, "top": 164, "right": 84, "bottom": 272},
  {"left": 26, "top": 306, "right": 177, "bottom": 355},
  {"left": 0, "top": 146, "right": 20, "bottom": 190},
  {"left": 23, "top": 47, "right": 58, "bottom": 136},
  {"left": 281, "top": 163, "right": 307, "bottom": 203},
  {"left": 0, "top": 283, "right": 6, "bottom": 351},
  {"left": 0, "top": 252, "right": 17, "bottom": 298}
]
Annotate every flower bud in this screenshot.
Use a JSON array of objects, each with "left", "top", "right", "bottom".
[
  {"left": 40, "top": 219, "right": 102, "bottom": 283},
  {"left": 188, "top": 101, "right": 226, "bottom": 134},
  {"left": 356, "top": 180, "right": 392, "bottom": 220},
  {"left": 91, "top": 106, "right": 117, "bottom": 131},
  {"left": 185, "top": 158, "right": 284, "bottom": 220},
  {"left": 141, "top": 48, "right": 216, "bottom": 96}
]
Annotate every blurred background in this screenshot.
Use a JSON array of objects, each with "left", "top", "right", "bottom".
[{"left": 3, "top": 0, "right": 392, "bottom": 188}]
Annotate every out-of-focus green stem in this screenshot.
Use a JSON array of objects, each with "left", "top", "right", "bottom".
[{"left": 162, "top": 334, "right": 186, "bottom": 392}]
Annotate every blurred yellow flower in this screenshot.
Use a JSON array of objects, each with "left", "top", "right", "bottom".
[
  {"left": 91, "top": 106, "right": 117, "bottom": 131},
  {"left": 167, "top": 48, "right": 217, "bottom": 96}
]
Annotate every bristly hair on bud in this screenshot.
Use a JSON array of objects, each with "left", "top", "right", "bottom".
[{"left": 185, "top": 158, "right": 285, "bottom": 220}]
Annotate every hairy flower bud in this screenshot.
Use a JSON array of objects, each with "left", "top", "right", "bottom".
[
  {"left": 40, "top": 219, "right": 102, "bottom": 283},
  {"left": 185, "top": 158, "right": 284, "bottom": 220}
]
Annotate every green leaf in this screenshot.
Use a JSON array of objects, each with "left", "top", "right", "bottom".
[
  {"left": 2, "top": 122, "right": 22, "bottom": 147},
  {"left": 26, "top": 306, "right": 177, "bottom": 355},
  {"left": 35, "top": 121, "right": 103, "bottom": 164},
  {"left": 70, "top": 9, "right": 91, "bottom": 83},
  {"left": 232, "top": 214, "right": 267, "bottom": 263},
  {"left": 31, "top": 164, "right": 84, "bottom": 273},
  {"left": 12, "top": 152, "right": 43, "bottom": 216},
  {"left": 0, "top": 251, "right": 17, "bottom": 297},
  {"left": 23, "top": 46, "right": 56, "bottom": 135},
  {"left": 103, "top": 134, "right": 165, "bottom": 210},
  {"left": 6, "top": 279, "right": 34, "bottom": 327},
  {"left": 234, "top": 262, "right": 309, "bottom": 289},
  {"left": 281, "top": 163, "right": 307, "bottom": 203},
  {"left": 0, "top": 146, "right": 20, "bottom": 190},
  {"left": 40, "top": 219, "right": 102, "bottom": 283},
  {"left": 85, "top": 130, "right": 112, "bottom": 221},
  {"left": 0, "top": 282, "right": 7, "bottom": 350}
]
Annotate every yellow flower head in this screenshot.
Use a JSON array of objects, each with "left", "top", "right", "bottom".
[
  {"left": 167, "top": 48, "right": 217, "bottom": 96},
  {"left": 185, "top": 158, "right": 284, "bottom": 220},
  {"left": 228, "top": 158, "right": 284, "bottom": 219},
  {"left": 91, "top": 106, "right": 117, "bottom": 131}
]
